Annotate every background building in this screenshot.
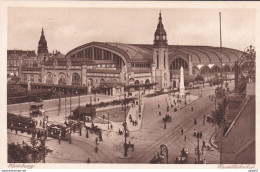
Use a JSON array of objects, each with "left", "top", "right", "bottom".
[{"left": 16, "top": 12, "right": 244, "bottom": 96}]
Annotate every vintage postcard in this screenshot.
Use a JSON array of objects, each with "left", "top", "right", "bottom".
[{"left": 0, "top": 1, "right": 259, "bottom": 169}]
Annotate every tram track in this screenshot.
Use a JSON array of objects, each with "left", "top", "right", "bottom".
[{"left": 134, "top": 96, "right": 214, "bottom": 163}]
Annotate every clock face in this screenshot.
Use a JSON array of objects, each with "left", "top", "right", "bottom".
[
  {"left": 156, "top": 35, "right": 159, "bottom": 40},
  {"left": 163, "top": 35, "right": 166, "bottom": 40}
]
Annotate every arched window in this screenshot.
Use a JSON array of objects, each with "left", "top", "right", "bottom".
[
  {"left": 72, "top": 73, "right": 81, "bottom": 86},
  {"left": 46, "top": 72, "right": 54, "bottom": 84},
  {"left": 200, "top": 66, "right": 211, "bottom": 74},
  {"left": 223, "top": 65, "right": 231, "bottom": 72},
  {"left": 145, "top": 79, "right": 150, "bottom": 84},
  {"left": 58, "top": 73, "right": 66, "bottom": 85},
  {"left": 170, "top": 57, "right": 188, "bottom": 70},
  {"left": 134, "top": 80, "right": 140, "bottom": 85},
  {"left": 211, "top": 65, "right": 221, "bottom": 73}
]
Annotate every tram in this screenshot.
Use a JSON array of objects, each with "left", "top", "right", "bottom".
[
  {"left": 7, "top": 112, "right": 36, "bottom": 132},
  {"left": 47, "top": 123, "right": 71, "bottom": 140}
]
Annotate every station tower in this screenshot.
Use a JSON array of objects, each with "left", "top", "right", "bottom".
[{"left": 152, "top": 12, "right": 170, "bottom": 90}]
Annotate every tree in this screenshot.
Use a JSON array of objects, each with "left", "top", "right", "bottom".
[
  {"left": 8, "top": 136, "right": 52, "bottom": 163},
  {"left": 211, "top": 99, "right": 227, "bottom": 127}
]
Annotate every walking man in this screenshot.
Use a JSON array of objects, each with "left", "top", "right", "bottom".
[
  {"left": 164, "top": 122, "right": 166, "bottom": 129},
  {"left": 58, "top": 133, "right": 61, "bottom": 145},
  {"left": 184, "top": 135, "right": 186, "bottom": 142},
  {"left": 181, "top": 128, "right": 184, "bottom": 135}
]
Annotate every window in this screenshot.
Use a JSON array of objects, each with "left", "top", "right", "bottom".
[{"left": 170, "top": 57, "right": 188, "bottom": 70}]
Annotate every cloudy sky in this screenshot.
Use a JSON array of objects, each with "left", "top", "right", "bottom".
[{"left": 8, "top": 7, "right": 255, "bottom": 54}]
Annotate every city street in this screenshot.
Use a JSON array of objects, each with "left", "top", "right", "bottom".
[{"left": 7, "top": 84, "right": 222, "bottom": 164}]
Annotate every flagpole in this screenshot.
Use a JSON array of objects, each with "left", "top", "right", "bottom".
[{"left": 219, "top": 11, "right": 223, "bottom": 164}]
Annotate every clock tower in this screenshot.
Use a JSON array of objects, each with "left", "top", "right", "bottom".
[
  {"left": 37, "top": 28, "right": 49, "bottom": 65},
  {"left": 152, "top": 12, "right": 170, "bottom": 90}
]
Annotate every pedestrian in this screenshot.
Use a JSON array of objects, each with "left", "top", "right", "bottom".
[
  {"left": 164, "top": 122, "right": 166, "bottom": 129},
  {"left": 195, "top": 158, "right": 197, "bottom": 164},
  {"left": 203, "top": 140, "right": 205, "bottom": 148},
  {"left": 184, "top": 135, "right": 186, "bottom": 142},
  {"left": 95, "top": 146, "right": 98, "bottom": 153},
  {"left": 15, "top": 129, "right": 18, "bottom": 134},
  {"left": 200, "top": 131, "right": 202, "bottom": 138},
  {"left": 191, "top": 106, "right": 193, "bottom": 111},
  {"left": 58, "top": 133, "right": 61, "bottom": 145},
  {"left": 132, "top": 120, "right": 134, "bottom": 126},
  {"left": 193, "top": 129, "right": 196, "bottom": 136},
  {"left": 35, "top": 120, "right": 38, "bottom": 126},
  {"left": 159, "top": 111, "right": 161, "bottom": 116},
  {"left": 87, "top": 158, "right": 90, "bottom": 163},
  {"left": 99, "top": 131, "right": 103, "bottom": 141},
  {"left": 40, "top": 120, "right": 42, "bottom": 127},
  {"left": 110, "top": 124, "right": 113, "bottom": 130},
  {"left": 209, "top": 95, "right": 210, "bottom": 100},
  {"left": 69, "top": 136, "right": 72, "bottom": 144},
  {"left": 11, "top": 123, "right": 13, "bottom": 132},
  {"left": 86, "top": 129, "right": 89, "bottom": 138},
  {"left": 79, "top": 128, "right": 82, "bottom": 136},
  {"left": 194, "top": 118, "right": 197, "bottom": 125},
  {"left": 98, "top": 98, "right": 99, "bottom": 102},
  {"left": 181, "top": 128, "right": 183, "bottom": 135},
  {"left": 203, "top": 119, "right": 205, "bottom": 125},
  {"left": 95, "top": 137, "right": 98, "bottom": 145},
  {"left": 158, "top": 104, "right": 160, "bottom": 108}
]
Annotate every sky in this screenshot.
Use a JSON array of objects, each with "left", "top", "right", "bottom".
[{"left": 8, "top": 7, "right": 255, "bottom": 54}]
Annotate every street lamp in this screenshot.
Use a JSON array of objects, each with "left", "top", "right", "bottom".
[
  {"left": 124, "top": 93, "right": 128, "bottom": 157},
  {"left": 108, "top": 112, "right": 110, "bottom": 129},
  {"left": 139, "top": 86, "right": 141, "bottom": 113}
]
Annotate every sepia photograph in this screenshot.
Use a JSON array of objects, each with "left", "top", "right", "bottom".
[{"left": 2, "top": 2, "right": 257, "bottom": 168}]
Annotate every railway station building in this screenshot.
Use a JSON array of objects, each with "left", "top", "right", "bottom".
[{"left": 20, "top": 12, "right": 245, "bottom": 96}]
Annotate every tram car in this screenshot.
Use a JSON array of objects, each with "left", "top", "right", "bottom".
[
  {"left": 47, "top": 123, "right": 71, "bottom": 140},
  {"left": 7, "top": 112, "right": 36, "bottom": 132},
  {"left": 30, "top": 101, "right": 45, "bottom": 117}
]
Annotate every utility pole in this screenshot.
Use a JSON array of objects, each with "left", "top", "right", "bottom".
[
  {"left": 65, "top": 95, "right": 67, "bottom": 118},
  {"left": 197, "top": 133, "right": 200, "bottom": 163},
  {"left": 139, "top": 86, "right": 141, "bottom": 113},
  {"left": 219, "top": 12, "right": 223, "bottom": 99},
  {"left": 108, "top": 112, "right": 110, "bottom": 129},
  {"left": 70, "top": 91, "right": 72, "bottom": 117},
  {"left": 124, "top": 93, "right": 127, "bottom": 157},
  {"left": 58, "top": 92, "right": 60, "bottom": 116}
]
